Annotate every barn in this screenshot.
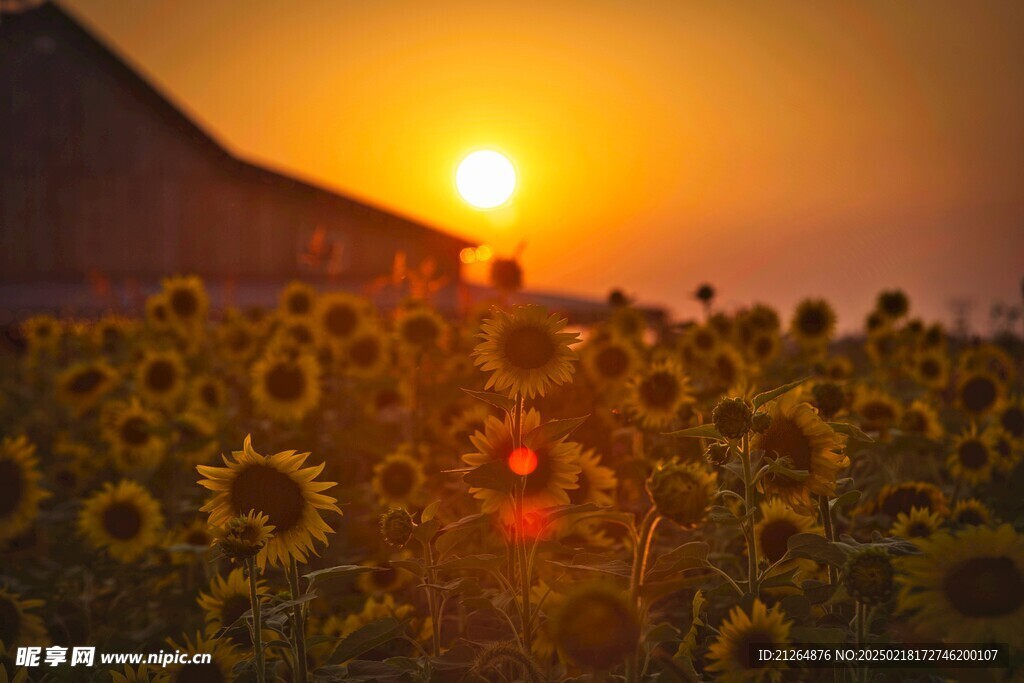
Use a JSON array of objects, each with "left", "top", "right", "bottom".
[{"left": 0, "top": 2, "right": 472, "bottom": 316}]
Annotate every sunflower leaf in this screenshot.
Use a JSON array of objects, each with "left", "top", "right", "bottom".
[
  {"left": 752, "top": 377, "right": 810, "bottom": 409},
  {"left": 524, "top": 415, "right": 589, "bottom": 448},
  {"left": 828, "top": 422, "right": 874, "bottom": 442},
  {"left": 663, "top": 423, "right": 723, "bottom": 440},
  {"left": 544, "top": 553, "right": 633, "bottom": 578},
  {"left": 436, "top": 524, "right": 480, "bottom": 560},
  {"left": 462, "top": 460, "right": 515, "bottom": 493},
  {"left": 829, "top": 489, "right": 862, "bottom": 511},
  {"left": 536, "top": 502, "right": 606, "bottom": 526},
  {"left": 433, "top": 553, "right": 506, "bottom": 573},
  {"left": 389, "top": 558, "right": 426, "bottom": 577},
  {"left": 646, "top": 541, "right": 711, "bottom": 583},
  {"left": 461, "top": 388, "right": 516, "bottom": 414},
  {"left": 421, "top": 500, "right": 441, "bottom": 523},
  {"left": 304, "top": 565, "right": 383, "bottom": 586},
  {"left": 328, "top": 617, "right": 406, "bottom": 665},
  {"left": 412, "top": 518, "right": 440, "bottom": 544}
]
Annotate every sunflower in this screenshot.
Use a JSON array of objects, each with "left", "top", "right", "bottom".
[
  {"left": 956, "top": 370, "right": 1004, "bottom": 417},
  {"left": 21, "top": 314, "right": 62, "bottom": 356},
  {"left": 990, "top": 426, "right": 1022, "bottom": 474},
  {"left": 447, "top": 404, "right": 494, "bottom": 448},
  {"left": 165, "top": 517, "right": 214, "bottom": 565},
  {"left": 372, "top": 448, "right": 427, "bottom": 509},
  {"left": 683, "top": 324, "right": 721, "bottom": 358},
  {"left": 851, "top": 386, "right": 902, "bottom": 439},
  {"left": 56, "top": 360, "right": 119, "bottom": 414},
  {"left": 102, "top": 398, "right": 166, "bottom": 469},
  {"left": 215, "top": 314, "right": 259, "bottom": 365},
  {"left": 0, "top": 587, "right": 48, "bottom": 655},
  {"left": 710, "top": 344, "right": 748, "bottom": 390},
  {"left": 211, "top": 510, "right": 275, "bottom": 563},
  {"left": 550, "top": 583, "right": 640, "bottom": 671},
  {"left": 144, "top": 293, "right": 172, "bottom": 331},
  {"left": 164, "top": 632, "right": 245, "bottom": 683},
  {"left": 947, "top": 426, "right": 998, "bottom": 485},
  {"left": 396, "top": 305, "right": 447, "bottom": 355},
  {"left": 366, "top": 381, "right": 413, "bottom": 422},
  {"left": 959, "top": 344, "right": 1015, "bottom": 383},
  {"left": 891, "top": 507, "right": 944, "bottom": 540},
  {"left": 342, "top": 326, "right": 390, "bottom": 379},
  {"left": 789, "top": 298, "right": 836, "bottom": 348},
  {"left": 250, "top": 349, "right": 321, "bottom": 422},
  {"left": 462, "top": 409, "right": 582, "bottom": 523},
  {"left": 875, "top": 289, "right": 910, "bottom": 320},
  {"left": 197, "top": 435, "right": 341, "bottom": 567},
  {"left": 822, "top": 355, "right": 853, "bottom": 382},
  {"left": 625, "top": 359, "right": 695, "bottom": 430},
  {"left": 272, "top": 317, "right": 319, "bottom": 352},
  {"left": 0, "top": 436, "right": 49, "bottom": 544},
  {"left": 950, "top": 499, "right": 993, "bottom": 527},
  {"left": 995, "top": 397, "right": 1024, "bottom": 442},
  {"left": 472, "top": 305, "right": 579, "bottom": 398},
  {"left": 314, "top": 291, "right": 371, "bottom": 346},
  {"left": 279, "top": 280, "right": 317, "bottom": 319},
  {"left": 607, "top": 305, "right": 648, "bottom": 340},
  {"left": 582, "top": 336, "right": 639, "bottom": 387},
  {"left": 869, "top": 482, "right": 948, "bottom": 520},
  {"left": 92, "top": 314, "right": 136, "bottom": 356},
  {"left": 897, "top": 400, "right": 944, "bottom": 440},
  {"left": 754, "top": 498, "right": 820, "bottom": 569},
  {"left": 912, "top": 350, "right": 949, "bottom": 391},
  {"left": 191, "top": 376, "right": 227, "bottom": 413},
  {"left": 647, "top": 460, "right": 717, "bottom": 528},
  {"left": 706, "top": 599, "right": 793, "bottom": 683},
  {"left": 78, "top": 480, "right": 165, "bottom": 563},
  {"left": 569, "top": 448, "right": 618, "bottom": 508},
  {"left": 752, "top": 391, "right": 848, "bottom": 514},
  {"left": 162, "top": 275, "right": 209, "bottom": 328},
  {"left": 746, "top": 331, "right": 780, "bottom": 365},
  {"left": 898, "top": 524, "right": 1024, "bottom": 646},
  {"left": 197, "top": 568, "right": 267, "bottom": 647},
  {"left": 136, "top": 349, "right": 188, "bottom": 408}
]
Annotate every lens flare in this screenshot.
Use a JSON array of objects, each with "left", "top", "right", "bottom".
[{"left": 508, "top": 446, "right": 538, "bottom": 476}]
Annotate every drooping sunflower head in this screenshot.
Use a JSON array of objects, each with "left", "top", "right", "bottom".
[
  {"left": 379, "top": 508, "right": 415, "bottom": 548},
  {"left": 164, "top": 631, "right": 244, "bottom": 683},
  {"left": 844, "top": 547, "right": 896, "bottom": 606},
  {"left": 0, "top": 586, "right": 48, "bottom": 655},
  {"left": 947, "top": 426, "right": 998, "bottom": 486},
  {"left": 372, "top": 448, "right": 426, "bottom": 509},
  {"left": 211, "top": 510, "right": 274, "bottom": 563},
  {"left": 755, "top": 498, "right": 820, "bottom": 566},
  {"left": 790, "top": 298, "right": 836, "bottom": 347},
  {"left": 197, "top": 435, "right": 341, "bottom": 568},
  {"left": 162, "top": 275, "right": 209, "bottom": 327},
  {"left": 78, "top": 479, "right": 165, "bottom": 563},
  {"left": 950, "top": 499, "right": 993, "bottom": 528},
  {"left": 646, "top": 460, "right": 717, "bottom": 528},
  {"left": 706, "top": 599, "right": 793, "bottom": 683},
  {"left": 396, "top": 306, "right": 447, "bottom": 354},
  {"left": 956, "top": 370, "right": 1004, "bottom": 417},
  {"left": 897, "top": 400, "right": 944, "bottom": 440},
  {"left": 582, "top": 336, "right": 639, "bottom": 386},
  {"left": 249, "top": 349, "right": 321, "bottom": 422},
  {"left": 136, "top": 349, "right": 188, "bottom": 408},
  {"left": 852, "top": 386, "right": 902, "bottom": 439},
  {"left": 752, "top": 391, "right": 848, "bottom": 515},
  {"left": 56, "top": 360, "right": 119, "bottom": 414},
  {"left": 472, "top": 305, "right": 579, "bottom": 398},
  {"left": 101, "top": 398, "right": 166, "bottom": 470},
  {"left": 279, "top": 281, "right": 317, "bottom": 319},
  {"left": 890, "top": 506, "right": 945, "bottom": 541},
  {"left": 551, "top": 583, "right": 640, "bottom": 671},
  {"left": 712, "top": 397, "right": 754, "bottom": 440},
  {"left": 0, "top": 436, "right": 49, "bottom": 545},
  {"left": 197, "top": 567, "right": 266, "bottom": 647},
  {"left": 625, "top": 359, "right": 694, "bottom": 430},
  {"left": 898, "top": 524, "right": 1024, "bottom": 645}
]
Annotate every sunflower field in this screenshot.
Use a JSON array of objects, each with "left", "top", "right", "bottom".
[{"left": 1, "top": 277, "right": 1023, "bottom": 683}]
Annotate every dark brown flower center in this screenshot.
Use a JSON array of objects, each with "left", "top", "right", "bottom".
[
  {"left": 145, "top": 359, "right": 178, "bottom": 394},
  {"left": 760, "top": 416, "right": 812, "bottom": 485},
  {"left": 639, "top": 371, "right": 679, "bottom": 409},
  {"left": 170, "top": 289, "right": 199, "bottom": 318},
  {"left": 503, "top": 326, "right": 556, "bottom": 370},
  {"left": 120, "top": 416, "right": 151, "bottom": 447},
  {"left": 919, "top": 358, "right": 941, "bottom": 379},
  {"left": 349, "top": 337, "right": 381, "bottom": 367},
  {"left": 265, "top": 362, "right": 306, "bottom": 402},
  {"left": 955, "top": 506, "right": 986, "bottom": 526},
  {"left": 943, "top": 556, "right": 1023, "bottom": 618},
  {"left": 958, "top": 440, "right": 989, "bottom": 470},
  {"left": 760, "top": 520, "right": 800, "bottom": 563},
  {"left": 798, "top": 307, "right": 827, "bottom": 336},
  {"left": 231, "top": 464, "right": 305, "bottom": 533},
  {"left": 961, "top": 376, "right": 997, "bottom": 413},
  {"left": 69, "top": 367, "right": 105, "bottom": 394},
  {"left": 324, "top": 304, "right": 358, "bottom": 338},
  {"left": 102, "top": 501, "right": 143, "bottom": 540},
  {"left": 287, "top": 292, "right": 312, "bottom": 315},
  {"left": 595, "top": 346, "right": 629, "bottom": 379},
  {"left": 200, "top": 384, "right": 220, "bottom": 408},
  {"left": 0, "top": 459, "right": 24, "bottom": 517}
]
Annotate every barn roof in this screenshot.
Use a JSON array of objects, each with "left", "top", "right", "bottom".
[{"left": 1, "top": 1, "right": 472, "bottom": 248}]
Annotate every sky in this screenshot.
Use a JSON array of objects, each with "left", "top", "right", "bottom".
[{"left": 62, "top": 0, "right": 1024, "bottom": 330}]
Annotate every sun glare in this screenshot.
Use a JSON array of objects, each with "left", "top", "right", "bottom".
[{"left": 456, "top": 150, "right": 516, "bottom": 209}]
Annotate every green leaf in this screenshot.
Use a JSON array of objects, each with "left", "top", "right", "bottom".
[
  {"left": 545, "top": 553, "right": 632, "bottom": 578},
  {"left": 779, "top": 594, "right": 811, "bottom": 620},
  {"left": 433, "top": 553, "right": 505, "bottom": 573},
  {"left": 759, "top": 566, "right": 800, "bottom": 589},
  {"left": 646, "top": 542, "right": 710, "bottom": 582},
  {"left": 436, "top": 524, "right": 480, "bottom": 560},
  {"left": 461, "top": 388, "right": 515, "bottom": 413},
  {"left": 643, "top": 622, "right": 682, "bottom": 651},
  {"left": 829, "top": 489, "right": 862, "bottom": 511},
  {"left": 440, "top": 513, "right": 488, "bottom": 532},
  {"left": 764, "top": 458, "right": 809, "bottom": 482},
  {"left": 828, "top": 422, "right": 874, "bottom": 442},
  {"left": 328, "top": 617, "right": 405, "bottom": 664},
  {"left": 411, "top": 518, "right": 440, "bottom": 545},
  {"left": 752, "top": 377, "right": 809, "bottom": 409},
  {"left": 663, "top": 423, "right": 723, "bottom": 440},
  {"left": 462, "top": 460, "right": 514, "bottom": 493},
  {"left": 536, "top": 502, "right": 605, "bottom": 526},
  {"left": 709, "top": 505, "right": 755, "bottom": 526},
  {"left": 303, "top": 565, "right": 383, "bottom": 586},
  {"left": 419, "top": 576, "right": 482, "bottom": 597},
  {"left": 524, "top": 415, "right": 589, "bottom": 449},
  {"left": 389, "top": 558, "right": 425, "bottom": 578},
  {"left": 421, "top": 500, "right": 441, "bottom": 523}
]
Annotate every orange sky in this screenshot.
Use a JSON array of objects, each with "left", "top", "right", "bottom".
[{"left": 63, "top": 0, "right": 1024, "bottom": 330}]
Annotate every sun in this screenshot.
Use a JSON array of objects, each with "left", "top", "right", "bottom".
[{"left": 456, "top": 150, "right": 516, "bottom": 209}]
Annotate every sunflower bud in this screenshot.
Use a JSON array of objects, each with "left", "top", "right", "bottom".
[
  {"left": 751, "top": 411, "right": 772, "bottom": 434},
  {"left": 212, "top": 510, "right": 274, "bottom": 563},
  {"left": 843, "top": 547, "right": 894, "bottom": 606},
  {"left": 379, "top": 508, "right": 415, "bottom": 548},
  {"left": 812, "top": 382, "right": 845, "bottom": 421},
  {"left": 712, "top": 397, "right": 753, "bottom": 440},
  {"left": 704, "top": 442, "right": 731, "bottom": 467},
  {"left": 646, "top": 460, "right": 717, "bottom": 528}
]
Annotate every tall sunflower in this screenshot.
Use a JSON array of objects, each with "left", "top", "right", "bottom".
[
  {"left": 706, "top": 599, "right": 793, "bottom": 683},
  {"left": 191, "top": 375, "right": 227, "bottom": 413},
  {"left": 21, "top": 314, "right": 62, "bottom": 356},
  {"left": 250, "top": 350, "right": 321, "bottom": 422},
  {"left": 0, "top": 436, "right": 49, "bottom": 544},
  {"left": 462, "top": 409, "right": 582, "bottom": 523},
  {"left": 625, "top": 359, "right": 695, "bottom": 430},
  {"left": 995, "top": 397, "right": 1024, "bottom": 442},
  {"left": 215, "top": 314, "right": 259, "bottom": 366},
  {"left": 78, "top": 480, "right": 165, "bottom": 563},
  {"left": 197, "top": 568, "right": 267, "bottom": 647},
  {"left": 898, "top": 524, "right": 1024, "bottom": 646},
  {"left": 197, "top": 435, "right": 341, "bottom": 567},
  {"left": 789, "top": 298, "right": 836, "bottom": 348},
  {"left": 752, "top": 391, "right": 848, "bottom": 514},
  {"left": 372, "top": 447, "right": 427, "bottom": 509},
  {"left": 947, "top": 426, "right": 998, "bottom": 486},
  {"left": 144, "top": 293, "right": 172, "bottom": 331},
  {"left": 162, "top": 275, "right": 209, "bottom": 328},
  {"left": 102, "top": 398, "right": 166, "bottom": 469},
  {"left": 56, "top": 360, "right": 119, "bottom": 414},
  {"left": 136, "top": 349, "right": 188, "bottom": 408},
  {"left": 472, "top": 305, "right": 579, "bottom": 398},
  {"left": 0, "top": 587, "right": 48, "bottom": 655}
]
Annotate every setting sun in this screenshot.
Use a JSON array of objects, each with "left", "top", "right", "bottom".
[{"left": 456, "top": 150, "right": 516, "bottom": 209}]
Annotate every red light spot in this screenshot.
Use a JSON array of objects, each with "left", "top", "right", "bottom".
[{"left": 508, "top": 447, "right": 537, "bottom": 476}]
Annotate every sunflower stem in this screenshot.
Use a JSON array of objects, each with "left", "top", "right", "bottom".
[
  {"left": 627, "top": 507, "right": 660, "bottom": 683},
  {"left": 818, "top": 495, "right": 837, "bottom": 587},
  {"left": 287, "top": 557, "right": 309, "bottom": 683},
  {"left": 741, "top": 434, "right": 760, "bottom": 597},
  {"left": 423, "top": 539, "right": 441, "bottom": 656},
  {"left": 511, "top": 393, "right": 533, "bottom": 654},
  {"left": 246, "top": 558, "right": 266, "bottom": 683}
]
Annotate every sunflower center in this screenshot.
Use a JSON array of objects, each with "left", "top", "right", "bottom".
[
  {"left": 754, "top": 337, "right": 774, "bottom": 358},
  {"left": 906, "top": 521, "right": 932, "bottom": 537},
  {"left": 955, "top": 507, "right": 986, "bottom": 526},
  {"left": 145, "top": 360, "right": 178, "bottom": 393},
  {"left": 231, "top": 464, "right": 305, "bottom": 533},
  {"left": 760, "top": 520, "right": 800, "bottom": 563},
  {"left": 287, "top": 292, "right": 312, "bottom": 316},
  {"left": 961, "top": 376, "right": 997, "bottom": 413},
  {"left": 69, "top": 367, "right": 105, "bottom": 394},
  {"left": 943, "top": 556, "right": 1024, "bottom": 618},
  {"left": 761, "top": 416, "right": 812, "bottom": 475},
  {"left": 170, "top": 289, "right": 199, "bottom": 318},
  {"left": 380, "top": 463, "right": 415, "bottom": 499},
  {"left": 375, "top": 389, "right": 401, "bottom": 411},
  {"left": 736, "top": 628, "right": 777, "bottom": 669},
  {"left": 957, "top": 441, "right": 989, "bottom": 470},
  {"left": 1000, "top": 406, "right": 1024, "bottom": 438},
  {"left": 0, "top": 459, "right": 24, "bottom": 517},
  {"left": 176, "top": 662, "right": 225, "bottom": 683},
  {"left": 200, "top": 384, "right": 220, "bottom": 408},
  {"left": 503, "top": 326, "right": 556, "bottom": 370},
  {"left": 350, "top": 337, "right": 381, "bottom": 367},
  {"left": 402, "top": 316, "right": 440, "bottom": 347},
  {"left": 0, "top": 597, "right": 20, "bottom": 650},
  {"left": 919, "top": 359, "right": 940, "bottom": 379},
  {"left": 595, "top": 346, "right": 628, "bottom": 378},
  {"left": 120, "top": 416, "right": 151, "bottom": 447},
  {"left": 694, "top": 330, "right": 715, "bottom": 351},
  {"left": 102, "top": 501, "right": 143, "bottom": 540},
  {"left": 639, "top": 372, "right": 679, "bottom": 409},
  {"left": 798, "top": 308, "right": 826, "bottom": 336},
  {"left": 324, "top": 305, "right": 358, "bottom": 338},
  {"left": 265, "top": 363, "right": 306, "bottom": 402}
]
